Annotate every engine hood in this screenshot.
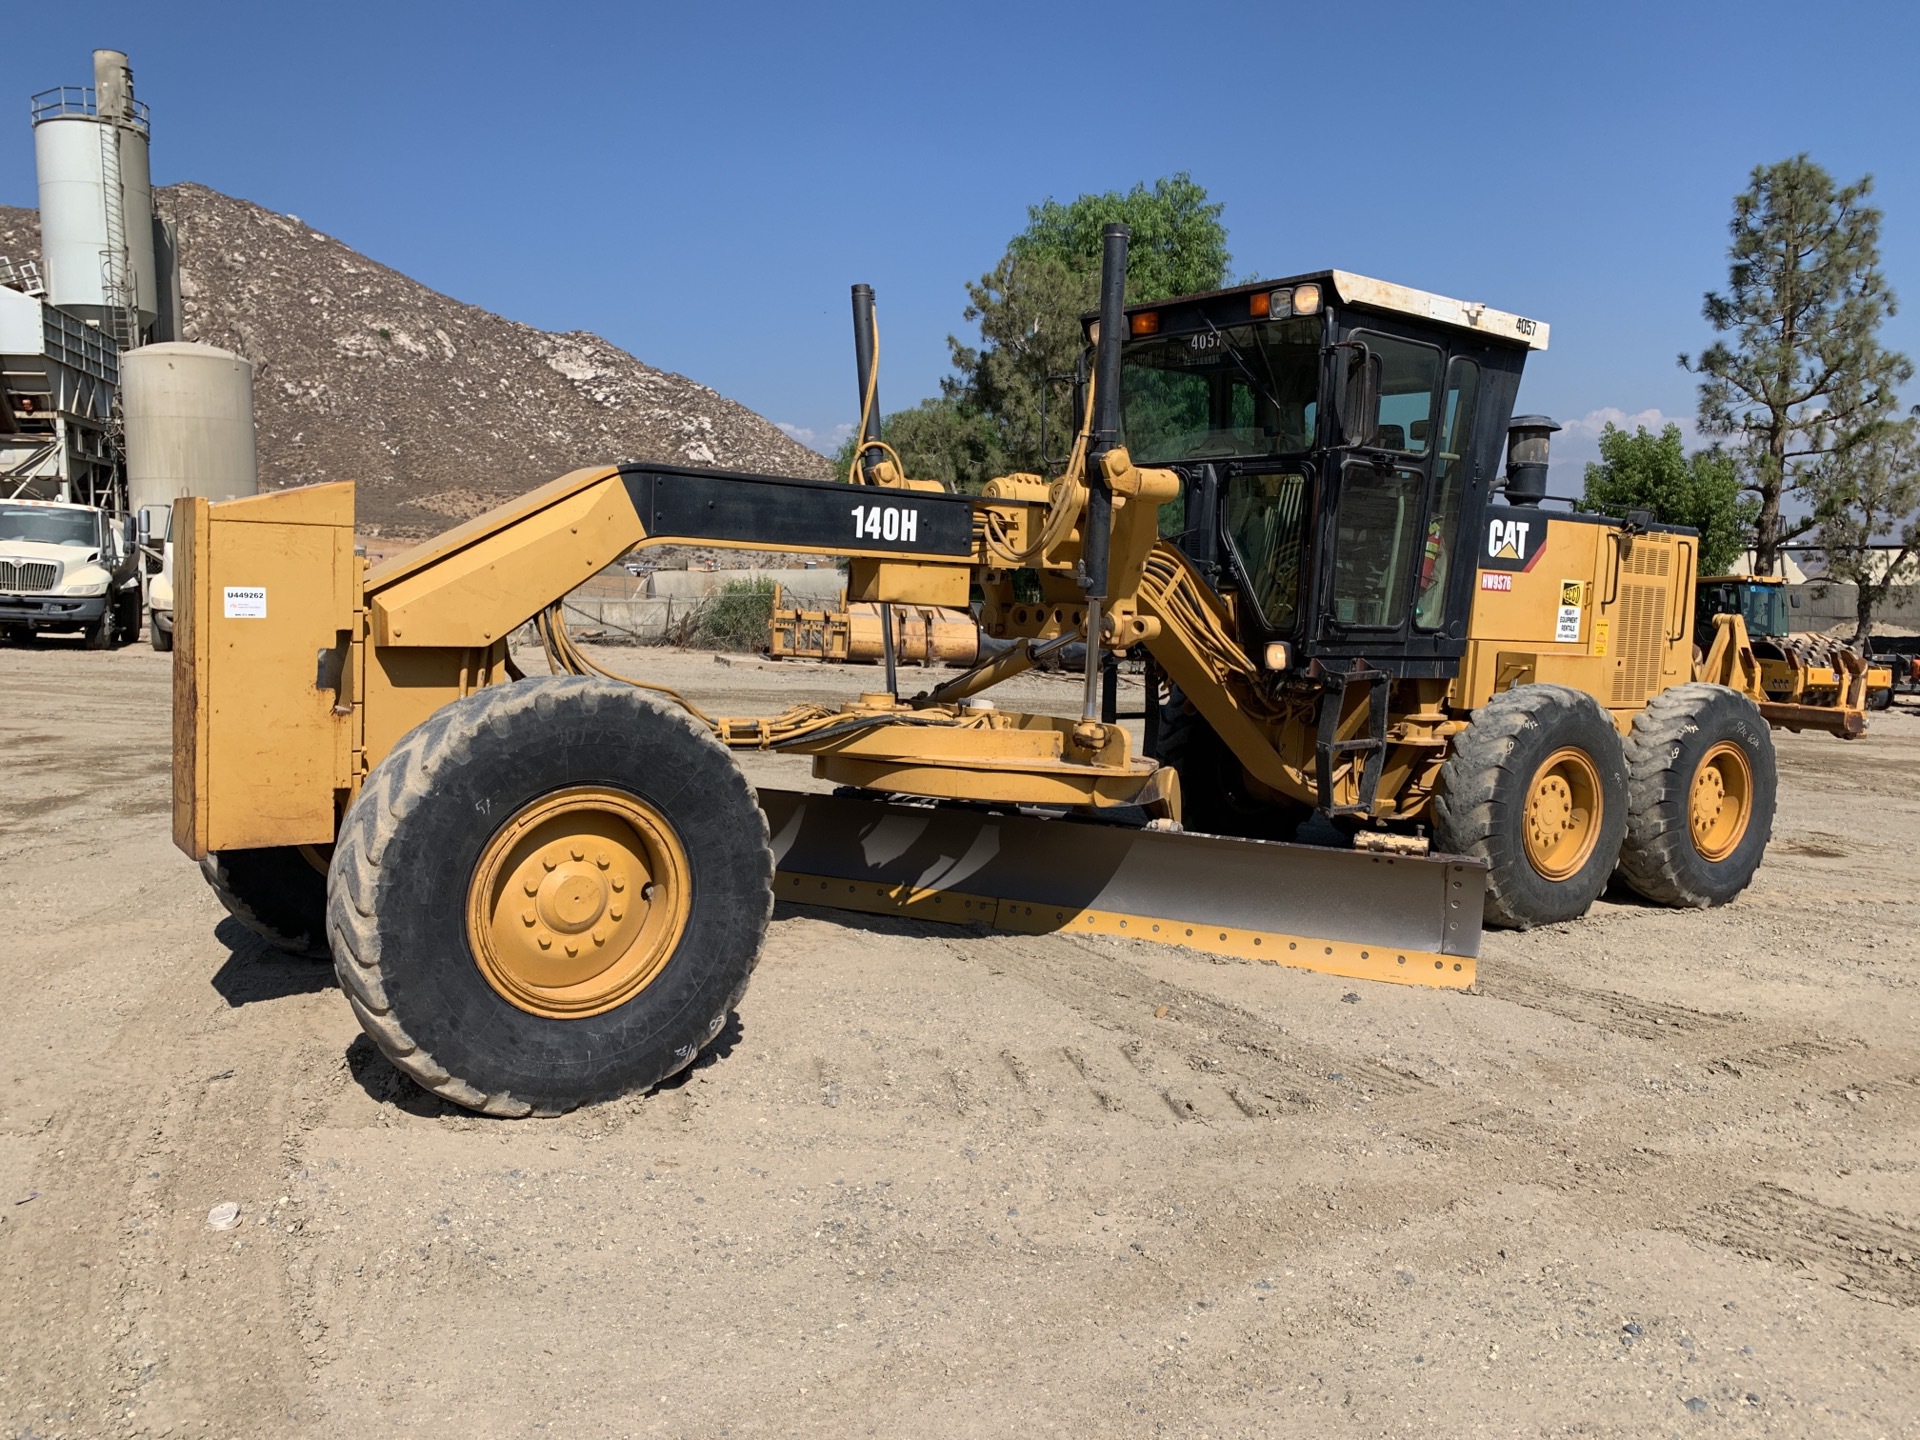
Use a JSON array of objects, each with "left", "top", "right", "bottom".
[{"left": 0, "top": 539, "right": 96, "bottom": 564}]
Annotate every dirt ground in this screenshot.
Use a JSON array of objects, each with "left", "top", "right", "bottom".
[{"left": 2, "top": 637, "right": 1917, "bottom": 1440}]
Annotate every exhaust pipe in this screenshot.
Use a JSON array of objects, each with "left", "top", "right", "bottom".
[
  {"left": 850, "top": 283, "right": 898, "bottom": 696},
  {"left": 1082, "top": 222, "right": 1129, "bottom": 602}
]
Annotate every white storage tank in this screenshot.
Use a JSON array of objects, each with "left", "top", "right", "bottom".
[
  {"left": 32, "top": 50, "right": 157, "bottom": 332},
  {"left": 123, "top": 343, "right": 258, "bottom": 512}
]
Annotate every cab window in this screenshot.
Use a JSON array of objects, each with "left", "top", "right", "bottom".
[
  {"left": 1353, "top": 332, "right": 1440, "bottom": 454},
  {"left": 1415, "top": 358, "right": 1480, "bottom": 629},
  {"left": 1223, "top": 470, "right": 1308, "bottom": 631}
]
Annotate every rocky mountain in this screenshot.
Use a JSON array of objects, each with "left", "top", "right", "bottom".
[{"left": 0, "top": 184, "right": 829, "bottom": 539}]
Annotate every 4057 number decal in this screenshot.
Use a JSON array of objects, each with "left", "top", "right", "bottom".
[{"left": 851, "top": 503, "right": 920, "bottom": 543}]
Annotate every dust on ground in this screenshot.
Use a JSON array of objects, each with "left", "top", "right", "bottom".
[{"left": 2, "top": 638, "right": 1917, "bottom": 1439}]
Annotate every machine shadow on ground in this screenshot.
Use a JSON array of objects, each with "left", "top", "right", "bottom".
[
  {"left": 340, "top": 1013, "right": 749, "bottom": 1115},
  {"left": 208, "top": 917, "right": 337, "bottom": 1007}
]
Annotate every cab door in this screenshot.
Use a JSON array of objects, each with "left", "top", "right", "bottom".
[{"left": 1318, "top": 329, "right": 1442, "bottom": 651}]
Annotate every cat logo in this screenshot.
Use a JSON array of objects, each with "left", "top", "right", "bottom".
[{"left": 1488, "top": 516, "right": 1532, "bottom": 561}]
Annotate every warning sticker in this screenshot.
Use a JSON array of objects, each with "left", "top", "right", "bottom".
[
  {"left": 1591, "top": 618, "right": 1610, "bottom": 657},
  {"left": 1480, "top": 572, "right": 1513, "bottom": 592},
  {"left": 1555, "top": 580, "right": 1583, "bottom": 643},
  {"left": 223, "top": 586, "right": 267, "bottom": 619}
]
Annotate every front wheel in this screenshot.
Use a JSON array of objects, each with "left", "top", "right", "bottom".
[
  {"left": 150, "top": 612, "right": 174, "bottom": 652},
  {"left": 1617, "top": 683, "right": 1776, "bottom": 908},
  {"left": 1433, "top": 685, "right": 1629, "bottom": 929},
  {"left": 1155, "top": 684, "right": 1307, "bottom": 840},
  {"left": 202, "top": 847, "right": 332, "bottom": 956},
  {"left": 82, "top": 618, "right": 114, "bottom": 651},
  {"left": 328, "top": 677, "right": 773, "bottom": 1117}
]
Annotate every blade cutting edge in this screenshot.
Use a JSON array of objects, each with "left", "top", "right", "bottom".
[{"left": 759, "top": 789, "right": 1485, "bottom": 989}]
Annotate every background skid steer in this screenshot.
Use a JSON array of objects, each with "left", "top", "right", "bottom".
[{"left": 174, "top": 227, "right": 1777, "bottom": 1115}]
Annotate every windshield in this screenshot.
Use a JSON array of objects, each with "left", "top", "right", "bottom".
[
  {"left": 0, "top": 506, "right": 99, "bottom": 548},
  {"left": 1743, "top": 584, "right": 1788, "bottom": 637},
  {"left": 1120, "top": 317, "right": 1320, "bottom": 463}
]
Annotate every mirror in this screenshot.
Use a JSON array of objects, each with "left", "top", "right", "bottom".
[{"left": 1335, "top": 341, "right": 1380, "bottom": 447}]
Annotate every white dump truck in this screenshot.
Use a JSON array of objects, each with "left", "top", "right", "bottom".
[{"left": 0, "top": 496, "right": 142, "bottom": 647}]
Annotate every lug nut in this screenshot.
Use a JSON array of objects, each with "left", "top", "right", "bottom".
[
  {"left": 522, "top": 908, "right": 537, "bottom": 926},
  {"left": 592, "top": 929, "right": 606, "bottom": 946},
  {"left": 609, "top": 905, "right": 624, "bottom": 921},
  {"left": 523, "top": 878, "right": 540, "bottom": 895},
  {"left": 611, "top": 875, "right": 626, "bottom": 892},
  {"left": 570, "top": 846, "right": 584, "bottom": 861},
  {"left": 542, "top": 856, "right": 557, "bottom": 872},
  {"left": 597, "top": 852, "right": 610, "bottom": 869},
  {"left": 564, "top": 941, "right": 579, "bottom": 957},
  {"left": 537, "top": 933, "right": 552, "bottom": 950}
]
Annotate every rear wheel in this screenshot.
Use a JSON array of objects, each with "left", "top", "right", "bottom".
[
  {"left": 202, "top": 846, "right": 332, "bottom": 957},
  {"left": 328, "top": 677, "right": 772, "bottom": 1116},
  {"left": 1433, "top": 684, "right": 1629, "bottom": 929},
  {"left": 1617, "top": 683, "right": 1775, "bottom": 908},
  {"left": 1156, "top": 684, "right": 1308, "bottom": 840},
  {"left": 1868, "top": 686, "right": 1892, "bottom": 711}
]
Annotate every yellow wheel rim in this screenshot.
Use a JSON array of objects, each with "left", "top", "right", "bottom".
[
  {"left": 1522, "top": 746, "right": 1603, "bottom": 882},
  {"left": 466, "top": 786, "right": 691, "bottom": 1020},
  {"left": 1687, "top": 741, "right": 1752, "bottom": 863}
]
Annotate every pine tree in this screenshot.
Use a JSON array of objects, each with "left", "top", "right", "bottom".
[
  {"left": 1811, "top": 411, "right": 1920, "bottom": 642},
  {"left": 1683, "top": 157, "right": 1911, "bottom": 575}
]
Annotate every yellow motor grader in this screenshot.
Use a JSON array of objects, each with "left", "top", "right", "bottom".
[{"left": 172, "top": 227, "right": 1783, "bottom": 1116}]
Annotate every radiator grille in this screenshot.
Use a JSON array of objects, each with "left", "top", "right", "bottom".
[
  {"left": 1610, "top": 582, "right": 1666, "bottom": 705},
  {"left": 1622, "top": 541, "right": 1671, "bottom": 578},
  {"left": 0, "top": 559, "right": 60, "bottom": 593}
]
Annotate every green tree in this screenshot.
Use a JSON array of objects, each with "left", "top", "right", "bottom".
[
  {"left": 830, "top": 396, "right": 1004, "bottom": 493},
  {"left": 1009, "top": 173, "right": 1231, "bottom": 304},
  {"left": 1683, "top": 156, "right": 1913, "bottom": 575},
  {"left": 844, "top": 176, "right": 1233, "bottom": 491},
  {"left": 1810, "top": 410, "right": 1920, "bottom": 642},
  {"left": 940, "top": 174, "right": 1231, "bottom": 486},
  {"left": 1581, "top": 422, "right": 1756, "bottom": 574}
]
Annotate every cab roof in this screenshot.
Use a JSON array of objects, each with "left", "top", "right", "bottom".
[{"left": 1118, "top": 270, "right": 1550, "bottom": 351}]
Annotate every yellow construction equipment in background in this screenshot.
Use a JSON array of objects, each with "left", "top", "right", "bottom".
[
  {"left": 1693, "top": 574, "right": 1893, "bottom": 735},
  {"left": 766, "top": 582, "right": 978, "bottom": 666},
  {"left": 172, "top": 227, "right": 1786, "bottom": 1116}
]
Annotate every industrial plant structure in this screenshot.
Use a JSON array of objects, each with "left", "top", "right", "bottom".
[{"left": 1, "top": 48, "right": 256, "bottom": 649}]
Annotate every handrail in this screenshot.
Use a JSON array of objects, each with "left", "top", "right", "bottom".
[{"left": 29, "top": 87, "right": 152, "bottom": 136}]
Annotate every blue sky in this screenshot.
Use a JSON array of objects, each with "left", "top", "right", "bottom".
[{"left": 8, "top": 1, "right": 1918, "bottom": 484}]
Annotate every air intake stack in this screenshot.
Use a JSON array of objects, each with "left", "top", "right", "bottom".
[{"left": 1503, "top": 415, "right": 1560, "bottom": 507}]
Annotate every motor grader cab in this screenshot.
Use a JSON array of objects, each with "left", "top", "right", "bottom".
[
  {"left": 1694, "top": 574, "right": 1892, "bottom": 728},
  {"left": 170, "top": 226, "right": 1780, "bottom": 1117}
]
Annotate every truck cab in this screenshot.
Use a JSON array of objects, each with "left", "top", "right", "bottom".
[{"left": 0, "top": 497, "right": 140, "bottom": 648}]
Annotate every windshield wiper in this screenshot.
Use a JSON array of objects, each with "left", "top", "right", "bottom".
[{"left": 1200, "top": 316, "right": 1288, "bottom": 418}]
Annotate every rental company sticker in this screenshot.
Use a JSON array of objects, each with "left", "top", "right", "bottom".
[
  {"left": 223, "top": 586, "right": 267, "bottom": 619},
  {"left": 1555, "top": 580, "right": 1583, "bottom": 643}
]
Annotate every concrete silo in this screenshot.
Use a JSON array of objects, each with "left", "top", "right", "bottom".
[
  {"left": 122, "top": 342, "right": 258, "bottom": 649},
  {"left": 31, "top": 50, "right": 157, "bottom": 346}
]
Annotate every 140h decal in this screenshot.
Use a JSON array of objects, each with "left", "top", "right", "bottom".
[{"left": 851, "top": 503, "right": 919, "bottom": 543}]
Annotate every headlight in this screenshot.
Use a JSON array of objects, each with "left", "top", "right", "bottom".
[{"left": 66, "top": 581, "right": 109, "bottom": 597}]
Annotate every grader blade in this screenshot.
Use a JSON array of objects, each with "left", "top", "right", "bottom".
[{"left": 760, "top": 789, "right": 1484, "bottom": 989}]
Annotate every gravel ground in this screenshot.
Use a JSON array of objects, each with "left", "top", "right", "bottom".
[{"left": 2, "top": 638, "right": 1917, "bottom": 1439}]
